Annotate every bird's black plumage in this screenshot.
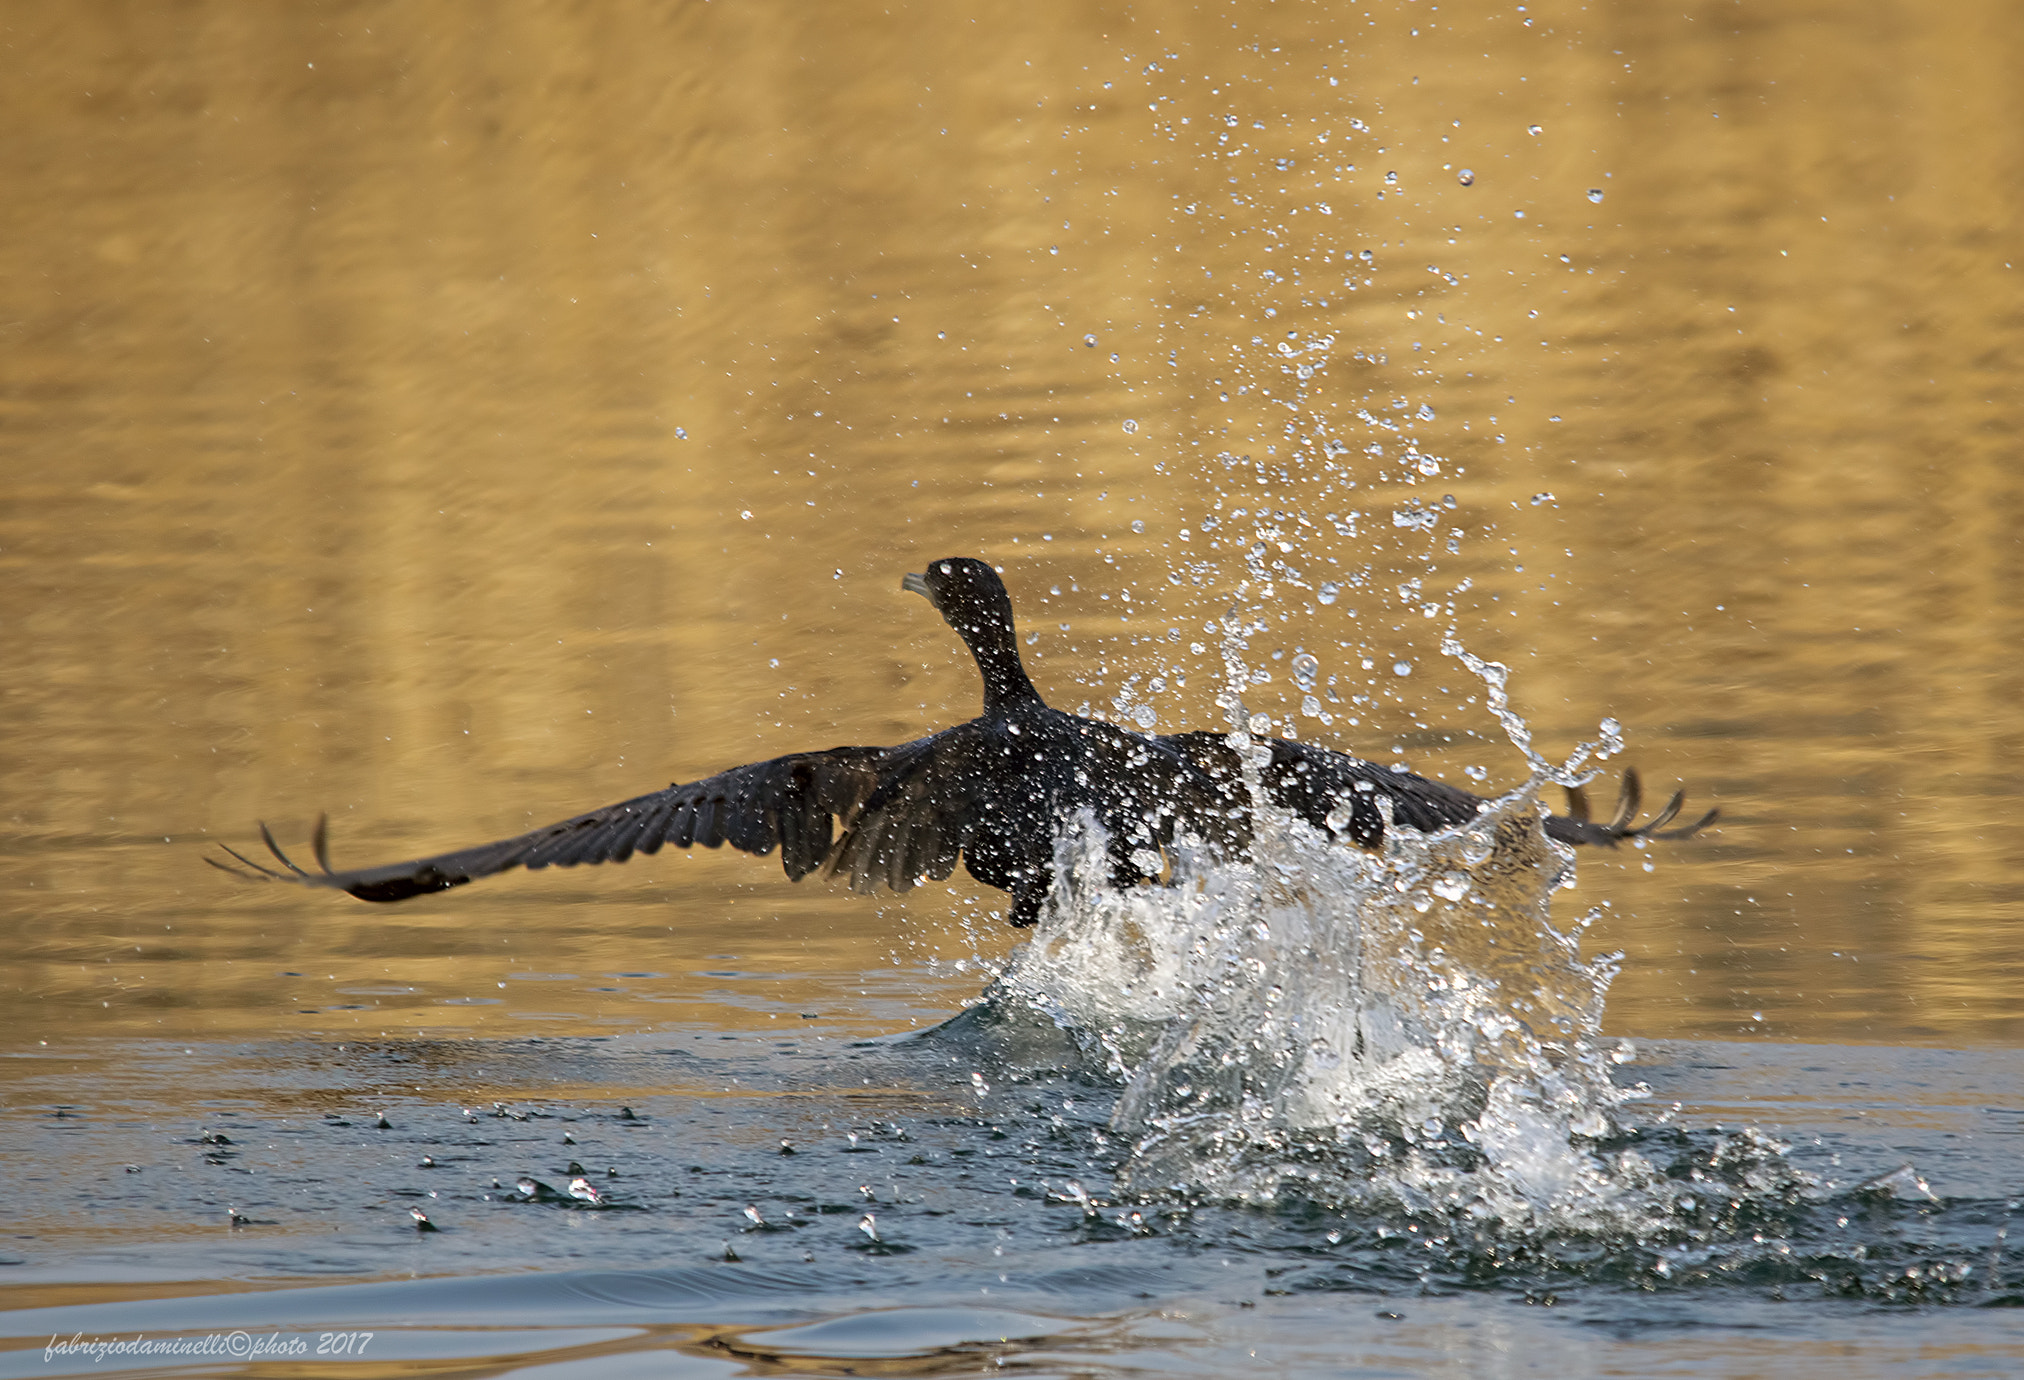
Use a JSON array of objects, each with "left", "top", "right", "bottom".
[{"left": 213, "top": 557, "right": 1714, "bottom": 923}]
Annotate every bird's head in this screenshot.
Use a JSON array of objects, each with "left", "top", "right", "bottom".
[{"left": 902, "top": 557, "right": 1016, "bottom": 639}]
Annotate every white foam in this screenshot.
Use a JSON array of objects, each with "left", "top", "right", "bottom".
[{"left": 995, "top": 771, "right": 1647, "bottom": 1219}]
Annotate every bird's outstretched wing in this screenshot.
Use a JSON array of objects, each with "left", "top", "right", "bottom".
[
  {"left": 209, "top": 746, "right": 892, "bottom": 903},
  {"left": 1157, "top": 731, "right": 1716, "bottom": 849},
  {"left": 821, "top": 728, "right": 991, "bottom": 895},
  {"left": 1544, "top": 767, "right": 1718, "bottom": 846}
]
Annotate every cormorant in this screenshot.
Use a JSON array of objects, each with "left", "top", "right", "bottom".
[{"left": 213, "top": 557, "right": 1713, "bottom": 926}]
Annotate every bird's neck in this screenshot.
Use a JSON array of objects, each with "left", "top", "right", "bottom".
[{"left": 959, "top": 617, "right": 1041, "bottom": 714}]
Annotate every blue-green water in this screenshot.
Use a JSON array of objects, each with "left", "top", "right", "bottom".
[{"left": 6, "top": 1005, "right": 2022, "bottom": 1377}]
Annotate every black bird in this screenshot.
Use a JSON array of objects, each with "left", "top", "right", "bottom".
[{"left": 212, "top": 557, "right": 1713, "bottom": 926}]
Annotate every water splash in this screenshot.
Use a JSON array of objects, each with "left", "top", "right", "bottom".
[
  {"left": 984, "top": 655, "right": 1799, "bottom": 1242},
  {"left": 995, "top": 771, "right": 1634, "bottom": 1221},
  {"left": 1440, "top": 635, "right": 1621, "bottom": 788}
]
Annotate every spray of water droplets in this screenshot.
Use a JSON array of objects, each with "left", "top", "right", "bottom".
[{"left": 978, "top": 649, "right": 1797, "bottom": 1241}]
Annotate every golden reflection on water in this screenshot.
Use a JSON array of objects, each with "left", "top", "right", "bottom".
[{"left": 3, "top": 0, "right": 2021, "bottom": 1052}]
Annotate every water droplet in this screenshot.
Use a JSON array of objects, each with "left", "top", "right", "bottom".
[
  {"left": 1131, "top": 519, "right": 1145, "bottom": 534},
  {"left": 1384, "top": 170, "right": 1398, "bottom": 184},
  {"left": 1318, "top": 583, "right": 1339, "bottom": 605},
  {"left": 1461, "top": 830, "right": 1494, "bottom": 865},
  {"left": 1248, "top": 711, "right": 1273, "bottom": 735},
  {"left": 1587, "top": 188, "right": 1605, "bottom": 203},
  {"left": 674, "top": 426, "right": 689, "bottom": 440},
  {"left": 1528, "top": 124, "right": 1543, "bottom": 136},
  {"left": 1431, "top": 871, "right": 1471, "bottom": 901},
  {"left": 1291, "top": 652, "right": 1321, "bottom": 689},
  {"left": 1084, "top": 333, "right": 1098, "bottom": 347},
  {"left": 1417, "top": 456, "right": 1441, "bottom": 476},
  {"left": 1457, "top": 168, "right": 1475, "bottom": 185},
  {"left": 740, "top": 510, "right": 753, "bottom": 520},
  {"left": 1132, "top": 705, "right": 1157, "bottom": 729},
  {"left": 1392, "top": 661, "right": 1413, "bottom": 677},
  {"left": 1122, "top": 418, "right": 1139, "bottom": 434}
]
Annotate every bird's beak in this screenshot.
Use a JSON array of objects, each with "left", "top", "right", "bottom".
[{"left": 901, "top": 572, "right": 931, "bottom": 600}]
